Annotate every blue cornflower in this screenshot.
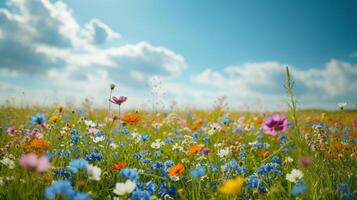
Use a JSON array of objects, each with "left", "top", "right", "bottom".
[
  {"left": 238, "top": 152, "right": 246, "bottom": 159},
  {"left": 257, "top": 162, "right": 281, "bottom": 175},
  {"left": 164, "top": 138, "right": 173, "bottom": 144},
  {"left": 146, "top": 181, "right": 157, "bottom": 195},
  {"left": 151, "top": 161, "right": 164, "bottom": 170},
  {"left": 142, "top": 158, "right": 152, "bottom": 164},
  {"left": 53, "top": 168, "right": 71, "bottom": 179},
  {"left": 30, "top": 113, "right": 47, "bottom": 125},
  {"left": 70, "top": 129, "right": 80, "bottom": 136},
  {"left": 131, "top": 189, "right": 151, "bottom": 200},
  {"left": 278, "top": 134, "right": 288, "bottom": 143},
  {"left": 271, "top": 156, "right": 281, "bottom": 163},
  {"left": 140, "top": 134, "right": 150, "bottom": 141},
  {"left": 71, "top": 135, "right": 81, "bottom": 143},
  {"left": 154, "top": 151, "right": 161, "bottom": 158},
  {"left": 208, "top": 164, "right": 219, "bottom": 171},
  {"left": 203, "top": 137, "right": 210, "bottom": 143},
  {"left": 220, "top": 116, "right": 230, "bottom": 125},
  {"left": 68, "top": 158, "right": 88, "bottom": 173},
  {"left": 233, "top": 127, "right": 245, "bottom": 134},
  {"left": 120, "top": 168, "right": 139, "bottom": 180},
  {"left": 85, "top": 152, "right": 103, "bottom": 161},
  {"left": 247, "top": 174, "right": 266, "bottom": 193},
  {"left": 72, "top": 191, "right": 90, "bottom": 200},
  {"left": 190, "top": 166, "right": 206, "bottom": 178},
  {"left": 121, "top": 128, "right": 129, "bottom": 135},
  {"left": 256, "top": 135, "right": 264, "bottom": 140},
  {"left": 44, "top": 180, "right": 74, "bottom": 200},
  {"left": 158, "top": 183, "right": 177, "bottom": 199},
  {"left": 291, "top": 179, "right": 307, "bottom": 196},
  {"left": 133, "top": 153, "right": 142, "bottom": 159}
]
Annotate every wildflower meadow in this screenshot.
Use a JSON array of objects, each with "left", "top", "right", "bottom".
[{"left": 0, "top": 67, "right": 356, "bottom": 200}]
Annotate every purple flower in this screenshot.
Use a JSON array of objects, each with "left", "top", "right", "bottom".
[
  {"left": 262, "top": 113, "right": 288, "bottom": 136},
  {"left": 110, "top": 96, "right": 127, "bottom": 105}
]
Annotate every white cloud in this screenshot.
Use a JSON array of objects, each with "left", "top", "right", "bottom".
[
  {"left": 0, "top": 0, "right": 187, "bottom": 106},
  {"left": 191, "top": 60, "right": 357, "bottom": 109}
]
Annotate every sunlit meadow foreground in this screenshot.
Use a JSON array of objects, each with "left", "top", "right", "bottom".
[{"left": 0, "top": 68, "right": 356, "bottom": 200}]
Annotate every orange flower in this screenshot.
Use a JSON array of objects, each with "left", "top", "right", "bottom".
[
  {"left": 31, "top": 139, "right": 50, "bottom": 148},
  {"left": 44, "top": 175, "right": 53, "bottom": 184},
  {"left": 28, "top": 139, "right": 50, "bottom": 155},
  {"left": 188, "top": 145, "right": 203, "bottom": 154},
  {"left": 122, "top": 113, "right": 141, "bottom": 125},
  {"left": 191, "top": 119, "right": 204, "bottom": 131},
  {"left": 111, "top": 162, "right": 127, "bottom": 171},
  {"left": 260, "top": 151, "right": 269, "bottom": 158},
  {"left": 167, "top": 163, "right": 185, "bottom": 176}
]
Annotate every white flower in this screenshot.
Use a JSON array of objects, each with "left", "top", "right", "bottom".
[
  {"left": 0, "top": 157, "right": 15, "bottom": 169},
  {"left": 84, "top": 120, "right": 96, "bottom": 128},
  {"left": 93, "top": 135, "right": 105, "bottom": 143},
  {"left": 110, "top": 142, "right": 118, "bottom": 149},
  {"left": 217, "top": 147, "right": 230, "bottom": 158},
  {"left": 113, "top": 179, "right": 136, "bottom": 196},
  {"left": 87, "top": 164, "right": 101, "bottom": 181},
  {"left": 286, "top": 169, "right": 304, "bottom": 183},
  {"left": 151, "top": 139, "right": 163, "bottom": 149},
  {"left": 285, "top": 156, "right": 294, "bottom": 163}
]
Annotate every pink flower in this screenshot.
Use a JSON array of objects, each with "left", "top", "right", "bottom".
[
  {"left": 262, "top": 113, "right": 288, "bottom": 136},
  {"left": 7, "top": 127, "right": 16, "bottom": 137},
  {"left": 110, "top": 96, "right": 127, "bottom": 105},
  {"left": 299, "top": 156, "right": 312, "bottom": 167},
  {"left": 19, "top": 153, "right": 51, "bottom": 172},
  {"left": 36, "top": 156, "right": 51, "bottom": 172}
]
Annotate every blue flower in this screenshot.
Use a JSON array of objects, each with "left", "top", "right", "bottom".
[
  {"left": 158, "top": 183, "right": 177, "bottom": 199},
  {"left": 121, "top": 128, "right": 129, "bottom": 135},
  {"left": 154, "top": 151, "right": 161, "bottom": 158},
  {"left": 71, "top": 135, "right": 81, "bottom": 143},
  {"left": 131, "top": 189, "right": 150, "bottom": 200},
  {"left": 68, "top": 159, "right": 88, "bottom": 173},
  {"left": 70, "top": 129, "right": 80, "bottom": 136},
  {"left": 30, "top": 113, "right": 46, "bottom": 125},
  {"left": 208, "top": 164, "right": 219, "bottom": 171},
  {"left": 238, "top": 152, "right": 246, "bottom": 159},
  {"left": 271, "top": 156, "right": 281, "bottom": 163},
  {"left": 140, "top": 134, "right": 150, "bottom": 141},
  {"left": 247, "top": 174, "right": 266, "bottom": 193},
  {"left": 220, "top": 116, "right": 230, "bottom": 125},
  {"left": 120, "top": 168, "right": 139, "bottom": 180},
  {"left": 53, "top": 168, "right": 71, "bottom": 179},
  {"left": 72, "top": 191, "right": 90, "bottom": 200},
  {"left": 291, "top": 180, "right": 307, "bottom": 196},
  {"left": 146, "top": 181, "right": 157, "bottom": 195},
  {"left": 44, "top": 180, "right": 74, "bottom": 200},
  {"left": 190, "top": 166, "right": 206, "bottom": 178},
  {"left": 85, "top": 152, "right": 103, "bottom": 161}
]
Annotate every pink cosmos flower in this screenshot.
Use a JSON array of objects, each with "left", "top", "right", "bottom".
[
  {"left": 19, "top": 153, "right": 51, "bottom": 172},
  {"left": 110, "top": 96, "right": 127, "bottom": 105},
  {"left": 262, "top": 113, "right": 288, "bottom": 136}
]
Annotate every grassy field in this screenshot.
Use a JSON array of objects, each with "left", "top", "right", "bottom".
[{"left": 0, "top": 69, "right": 356, "bottom": 200}]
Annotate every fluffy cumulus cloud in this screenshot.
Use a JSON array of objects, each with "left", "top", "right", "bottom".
[
  {"left": 0, "top": 0, "right": 186, "bottom": 106},
  {"left": 191, "top": 60, "right": 357, "bottom": 109}
]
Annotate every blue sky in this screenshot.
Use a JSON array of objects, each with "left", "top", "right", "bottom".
[{"left": 0, "top": 0, "right": 356, "bottom": 110}]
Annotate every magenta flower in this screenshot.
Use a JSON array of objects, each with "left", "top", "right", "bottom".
[
  {"left": 262, "top": 113, "right": 288, "bottom": 136},
  {"left": 7, "top": 127, "right": 16, "bottom": 137},
  {"left": 299, "top": 156, "right": 312, "bottom": 167},
  {"left": 110, "top": 96, "right": 127, "bottom": 105},
  {"left": 19, "top": 153, "right": 51, "bottom": 172}
]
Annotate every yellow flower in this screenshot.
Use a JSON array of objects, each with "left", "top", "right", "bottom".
[
  {"left": 219, "top": 177, "right": 244, "bottom": 195},
  {"left": 49, "top": 115, "right": 61, "bottom": 123}
]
